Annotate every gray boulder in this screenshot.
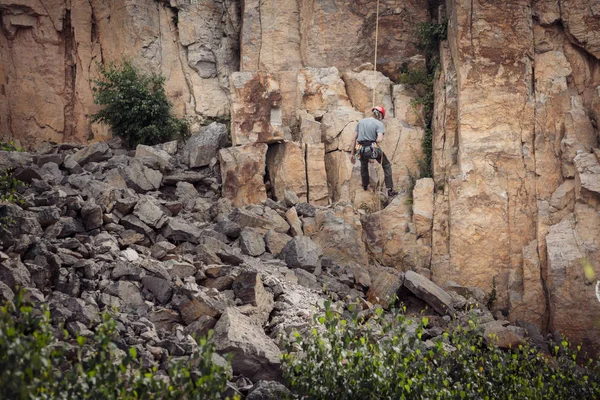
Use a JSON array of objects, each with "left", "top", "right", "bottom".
[
  {"left": 404, "top": 270, "right": 456, "bottom": 316},
  {"left": 279, "top": 236, "right": 322, "bottom": 274},
  {"left": 120, "top": 159, "right": 163, "bottom": 193},
  {"left": 239, "top": 228, "right": 266, "bottom": 256},
  {"left": 181, "top": 122, "right": 229, "bottom": 168}
]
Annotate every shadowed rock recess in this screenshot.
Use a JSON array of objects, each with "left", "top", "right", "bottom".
[{"left": 1, "top": 0, "right": 600, "bottom": 395}]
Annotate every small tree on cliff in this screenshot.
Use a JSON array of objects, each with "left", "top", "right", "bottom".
[{"left": 91, "top": 60, "right": 189, "bottom": 147}]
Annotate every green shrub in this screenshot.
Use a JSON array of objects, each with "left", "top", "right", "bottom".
[
  {"left": 0, "top": 140, "right": 23, "bottom": 152},
  {"left": 282, "top": 301, "right": 600, "bottom": 399},
  {"left": 0, "top": 294, "right": 236, "bottom": 399},
  {"left": 0, "top": 169, "right": 26, "bottom": 205},
  {"left": 91, "top": 60, "right": 190, "bottom": 148}
]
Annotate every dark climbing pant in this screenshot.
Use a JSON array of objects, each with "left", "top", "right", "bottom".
[{"left": 360, "top": 148, "right": 393, "bottom": 191}]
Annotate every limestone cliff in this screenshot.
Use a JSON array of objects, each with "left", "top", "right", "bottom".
[{"left": 1, "top": 0, "right": 599, "bottom": 355}]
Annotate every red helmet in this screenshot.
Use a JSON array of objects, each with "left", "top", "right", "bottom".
[{"left": 372, "top": 105, "right": 386, "bottom": 119}]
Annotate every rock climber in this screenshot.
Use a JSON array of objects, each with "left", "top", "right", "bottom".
[{"left": 350, "top": 105, "right": 397, "bottom": 197}]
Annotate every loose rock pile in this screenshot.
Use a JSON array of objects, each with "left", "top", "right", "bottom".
[{"left": 0, "top": 132, "right": 544, "bottom": 397}]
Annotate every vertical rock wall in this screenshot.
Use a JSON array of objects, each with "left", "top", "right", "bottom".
[
  {"left": 432, "top": 0, "right": 600, "bottom": 353},
  {"left": 0, "top": 0, "right": 240, "bottom": 148}
]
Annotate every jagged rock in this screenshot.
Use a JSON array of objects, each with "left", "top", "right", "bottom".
[
  {"left": 574, "top": 151, "right": 600, "bottom": 196},
  {"left": 305, "top": 143, "right": 329, "bottom": 205},
  {"left": 111, "top": 259, "right": 143, "bottom": 281},
  {"left": 233, "top": 271, "right": 275, "bottom": 325},
  {"left": 297, "top": 67, "right": 351, "bottom": 118},
  {"left": 161, "top": 218, "right": 202, "bottom": 244},
  {"left": 33, "top": 206, "right": 61, "bottom": 228},
  {"left": 264, "top": 230, "right": 292, "bottom": 257},
  {"left": 148, "top": 308, "right": 181, "bottom": 332},
  {"left": 279, "top": 237, "right": 322, "bottom": 274},
  {"left": 321, "top": 107, "right": 364, "bottom": 152},
  {"left": 230, "top": 72, "right": 284, "bottom": 146},
  {"left": 312, "top": 207, "right": 368, "bottom": 267},
  {"left": 413, "top": 178, "right": 434, "bottom": 239},
  {"left": 133, "top": 197, "right": 167, "bottom": 229},
  {"left": 393, "top": 84, "right": 422, "bottom": 126},
  {"left": 121, "top": 214, "right": 156, "bottom": 241},
  {"left": 211, "top": 308, "right": 282, "bottom": 382},
  {"left": 404, "top": 271, "right": 456, "bottom": 316},
  {"left": 266, "top": 142, "right": 307, "bottom": 202},
  {"left": 120, "top": 159, "right": 163, "bottom": 193},
  {"left": 342, "top": 69, "right": 394, "bottom": 115},
  {"left": 184, "top": 315, "right": 218, "bottom": 338},
  {"left": 150, "top": 241, "right": 176, "bottom": 260},
  {"left": 64, "top": 297, "right": 100, "bottom": 326},
  {"left": 164, "top": 260, "right": 196, "bottom": 280},
  {"left": 366, "top": 267, "right": 404, "bottom": 309},
  {"left": 220, "top": 143, "right": 268, "bottom": 207},
  {"left": 299, "top": 113, "right": 322, "bottom": 144},
  {"left": 285, "top": 207, "right": 303, "bottom": 237},
  {"left": 182, "top": 122, "right": 229, "bottom": 168},
  {"left": 177, "top": 292, "right": 227, "bottom": 325},
  {"left": 0, "top": 258, "right": 32, "bottom": 290},
  {"left": 68, "top": 142, "right": 112, "bottom": 166},
  {"left": 214, "top": 218, "right": 242, "bottom": 239},
  {"left": 162, "top": 171, "right": 208, "bottom": 186},
  {"left": 443, "top": 281, "right": 488, "bottom": 304},
  {"left": 104, "top": 281, "right": 144, "bottom": 311},
  {"left": 142, "top": 276, "right": 173, "bottom": 304},
  {"left": 56, "top": 217, "right": 85, "bottom": 238},
  {"left": 482, "top": 320, "right": 527, "bottom": 349},
  {"left": 246, "top": 381, "right": 291, "bottom": 400},
  {"left": 239, "top": 228, "right": 266, "bottom": 257},
  {"left": 81, "top": 200, "right": 103, "bottom": 231},
  {"left": 229, "top": 207, "right": 289, "bottom": 235},
  {"left": 134, "top": 144, "right": 174, "bottom": 172},
  {"left": 0, "top": 281, "right": 14, "bottom": 302}
]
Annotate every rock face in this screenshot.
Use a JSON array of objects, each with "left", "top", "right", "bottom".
[
  {"left": 266, "top": 142, "right": 307, "bottom": 203},
  {"left": 430, "top": 0, "right": 600, "bottom": 355},
  {"left": 0, "top": 0, "right": 240, "bottom": 148},
  {"left": 219, "top": 143, "right": 268, "bottom": 207}
]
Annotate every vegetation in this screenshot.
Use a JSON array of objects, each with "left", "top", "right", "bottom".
[
  {"left": 282, "top": 301, "right": 600, "bottom": 399},
  {"left": 0, "top": 141, "right": 26, "bottom": 208},
  {"left": 398, "top": 21, "right": 447, "bottom": 179},
  {"left": 0, "top": 140, "right": 23, "bottom": 152},
  {"left": 0, "top": 294, "right": 235, "bottom": 400},
  {"left": 91, "top": 60, "right": 190, "bottom": 148}
]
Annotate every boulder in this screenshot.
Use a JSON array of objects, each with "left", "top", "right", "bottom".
[
  {"left": 574, "top": 151, "right": 600, "bottom": 196},
  {"left": 210, "top": 308, "right": 281, "bottom": 382},
  {"left": 266, "top": 141, "right": 307, "bottom": 203},
  {"left": 233, "top": 271, "right": 275, "bottom": 325},
  {"left": 81, "top": 200, "right": 103, "bottom": 231},
  {"left": 264, "top": 230, "right": 293, "bottom": 257},
  {"left": 285, "top": 207, "right": 303, "bottom": 237},
  {"left": 229, "top": 207, "right": 289, "bottom": 235},
  {"left": 0, "top": 258, "right": 32, "bottom": 290},
  {"left": 239, "top": 228, "right": 266, "bottom": 257},
  {"left": 321, "top": 107, "right": 363, "bottom": 152},
  {"left": 279, "top": 237, "right": 322, "bottom": 274},
  {"left": 482, "top": 320, "right": 527, "bottom": 349},
  {"left": 133, "top": 197, "right": 167, "bottom": 229},
  {"left": 220, "top": 143, "right": 268, "bottom": 207},
  {"left": 134, "top": 144, "right": 174, "bottom": 172},
  {"left": 230, "top": 72, "right": 284, "bottom": 146},
  {"left": 393, "top": 84, "right": 423, "bottom": 126},
  {"left": 120, "top": 159, "right": 163, "bottom": 193},
  {"left": 181, "top": 122, "right": 229, "bottom": 168},
  {"left": 404, "top": 271, "right": 456, "bottom": 316},
  {"left": 246, "top": 381, "right": 291, "bottom": 400},
  {"left": 68, "top": 142, "right": 111, "bottom": 166},
  {"left": 161, "top": 218, "right": 202, "bottom": 244},
  {"left": 142, "top": 276, "right": 173, "bottom": 304},
  {"left": 177, "top": 292, "right": 227, "bottom": 325},
  {"left": 104, "top": 281, "right": 144, "bottom": 311},
  {"left": 366, "top": 266, "right": 404, "bottom": 309}
]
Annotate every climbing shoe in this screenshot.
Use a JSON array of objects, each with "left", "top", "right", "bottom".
[
  {"left": 363, "top": 186, "right": 369, "bottom": 191},
  {"left": 387, "top": 189, "right": 399, "bottom": 197}
]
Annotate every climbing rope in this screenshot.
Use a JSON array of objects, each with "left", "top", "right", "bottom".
[{"left": 372, "top": 0, "right": 386, "bottom": 211}]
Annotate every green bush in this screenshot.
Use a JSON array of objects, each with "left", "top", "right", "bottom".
[
  {"left": 0, "top": 294, "right": 236, "bottom": 399},
  {"left": 0, "top": 169, "right": 26, "bottom": 205},
  {"left": 91, "top": 60, "right": 190, "bottom": 148},
  {"left": 282, "top": 301, "right": 600, "bottom": 399},
  {"left": 0, "top": 140, "right": 23, "bottom": 152}
]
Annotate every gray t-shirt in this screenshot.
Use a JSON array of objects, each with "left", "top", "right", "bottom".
[{"left": 356, "top": 117, "right": 385, "bottom": 142}]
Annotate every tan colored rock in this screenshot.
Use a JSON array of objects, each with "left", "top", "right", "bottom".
[
  {"left": 393, "top": 84, "right": 422, "bottom": 126},
  {"left": 305, "top": 143, "right": 329, "bottom": 206},
  {"left": 546, "top": 209, "right": 600, "bottom": 355},
  {"left": 298, "top": 0, "right": 429, "bottom": 77},
  {"left": 299, "top": 112, "right": 322, "bottom": 144},
  {"left": 297, "top": 67, "right": 351, "bottom": 118},
  {"left": 560, "top": 0, "right": 600, "bottom": 59},
  {"left": 266, "top": 141, "right": 307, "bottom": 202},
  {"left": 483, "top": 321, "right": 526, "bottom": 349},
  {"left": 562, "top": 105, "right": 596, "bottom": 178},
  {"left": 324, "top": 150, "right": 376, "bottom": 205},
  {"left": 533, "top": 0, "right": 561, "bottom": 25},
  {"left": 285, "top": 207, "right": 303, "bottom": 237},
  {"left": 361, "top": 195, "right": 430, "bottom": 270},
  {"left": 412, "top": 178, "right": 434, "bottom": 240},
  {"left": 219, "top": 143, "right": 268, "bottom": 207},
  {"left": 380, "top": 118, "right": 425, "bottom": 191},
  {"left": 342, "top": 69, "right": 393, "bottom": 115},
  {"left": 230, "top": 72, "right": 284, "bottom": 146},
  {"left": 574, "top": 151, "right": 600, "bottom": 197},
  {"left": 366, "top": 266, "right": 404, "bottom": 309},
  {"left": 311, "top": 208, "right": 368, "bottom": 267},
  {"left": 321, "top": 107, "right": 363, "bottom": 152}
]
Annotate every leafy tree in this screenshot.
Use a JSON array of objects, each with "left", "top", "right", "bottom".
[{"left": 91, "top": 60, "right": 189, "bottom": 148}]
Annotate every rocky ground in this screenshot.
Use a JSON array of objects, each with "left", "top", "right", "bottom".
[{"left": 0, "top": 134, "right": 553, "bottom": 398}]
